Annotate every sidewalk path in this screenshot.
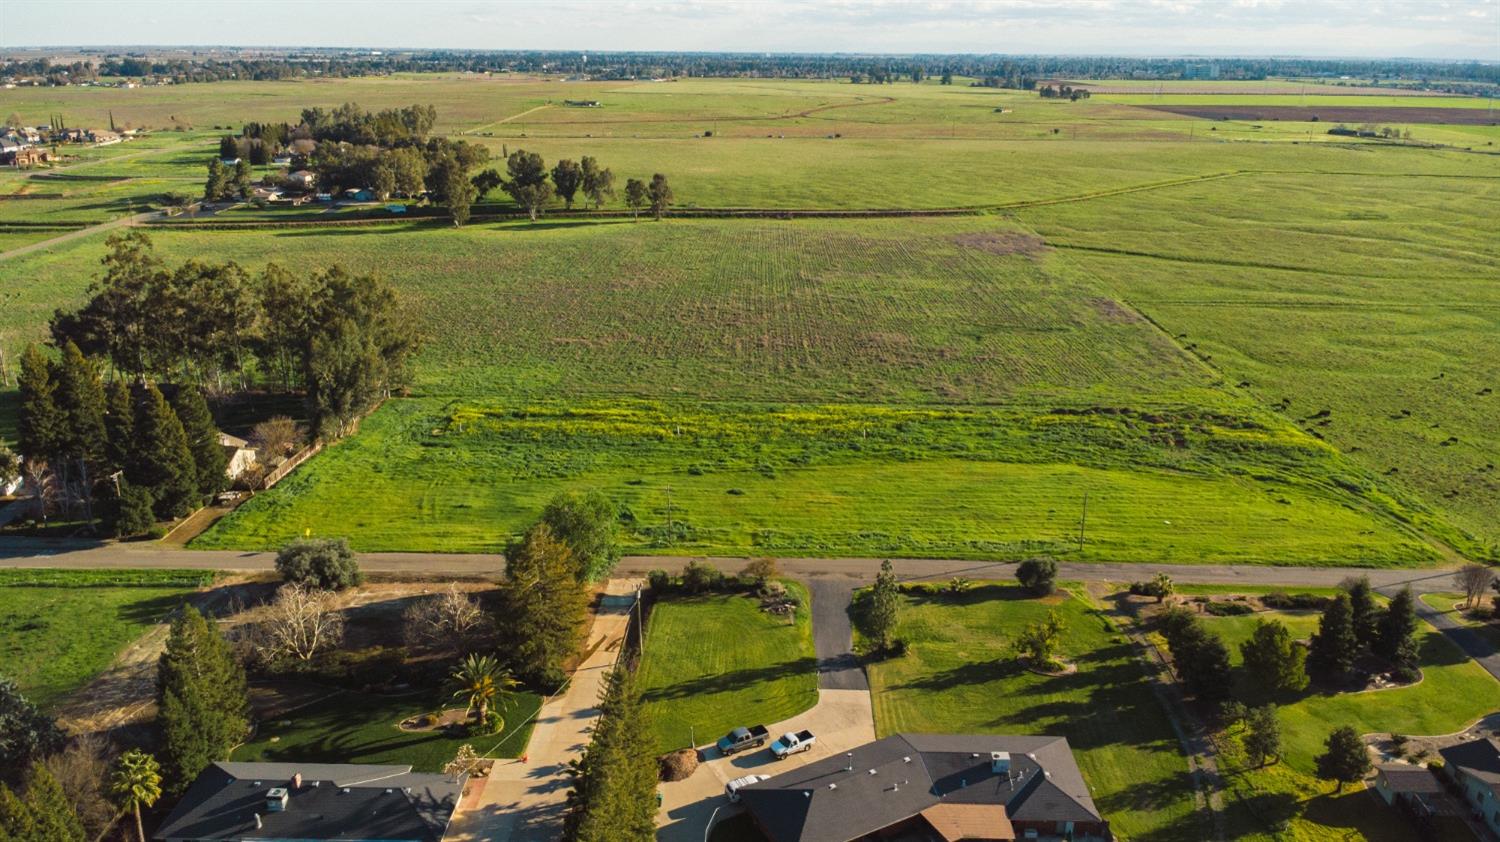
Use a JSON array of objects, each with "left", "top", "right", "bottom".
[{"left": 445, "top": 580, "right": 636, "bottom": 842}]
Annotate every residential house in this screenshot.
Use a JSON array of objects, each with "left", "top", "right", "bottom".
[
  {"left": 220, "top": 156, "right": 241, "bottom": 166},
  {"left": 1439, "top": 737, "right": 1500, "bottom": 837},
  {"left": 737, "top": 733, "right": 1111, "bottom": 842},
  {"left": 286, "top": 169, "right": 318, "bottom": 190},
  {"left": 1372, "top": 763, "right": 1466, "bottom": 831},
  {"left": 218, "top": 432, "right": 258, "bottom": 480},
  {"left": 92, "top": 130, "right": 122, "bottom": 145},
  {"left": 272, "top": 153, "right": 293, "bottom": 165},
  {"left": 344, "top": 187, "right": 374, "bottom": 201},
  {"left": 153, "top": 761, "right": 463, "bottom": 842}
]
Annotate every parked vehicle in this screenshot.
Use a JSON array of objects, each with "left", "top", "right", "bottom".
[
  {"left": 725, "top": 774, "right": 771, "bottom": 802},
  {"left": 770, "top": 730, "right": 816, "bottom": 759},
  {"left": 717, "top": 725, "right": 770, "bottom": 756}
]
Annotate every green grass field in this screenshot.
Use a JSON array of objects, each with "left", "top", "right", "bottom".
[
  {"left": 862, "top": 584, "right": 1199, "bottom": 841},
  {"left": 636, "top": 582, "right": 818, "bottom": 756},
  {"left": 1419, "top": 592, "right": 1500, "bottom": 650},
  {"left": 0, "top": 569, "right": 209, "bottom": 708},
  {"left": 232, "top": 688, "right": 541, "bottom": 771}
]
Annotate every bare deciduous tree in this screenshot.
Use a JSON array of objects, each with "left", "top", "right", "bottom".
[
  {"left": 260, "top": 583, "right": 344, "bottom": 661},
  {"left": 1455, "top": 563, "right": 1497, "bottom": 609},
  {"left": 403, "top": 584, "right": 486, "bottom": 651},
  {"left": 249, "top": 416, "right": 304, "bottom": 463},
  {"left": 46, "top": 732, "right": 119, "bottom": 840}
]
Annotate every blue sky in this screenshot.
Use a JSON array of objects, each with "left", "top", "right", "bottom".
[{"left": 3, "top": 0, "right": 1497, "bottom": 60}]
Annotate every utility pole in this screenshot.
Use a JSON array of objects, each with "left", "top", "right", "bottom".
[
  {"left": 665, "top": 486, "right": 675, "bottom": 533},
  {"left": 1077, "top": 492, "right": 1088, "bottom": 554}
]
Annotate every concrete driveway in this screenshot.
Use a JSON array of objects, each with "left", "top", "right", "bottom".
[
  {"left": 656, "top": 688, "right": 876, "bottom": 842},
  {"left": 657, "top": 573, "right": 876, "bottom": 841}
]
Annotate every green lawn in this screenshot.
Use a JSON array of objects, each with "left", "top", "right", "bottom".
[
  {"left": 1196, "top": 607, "right": 1499, "bottom": 841},
  {"left": 0, "top": 569, "right": 210, "bottom": 708},
  {"left": 232, "top": 688, "right": 541, "bottom": 772},
  {"left": 636, "top": 583, "right": 818, "bottom": 756},
  {"left": 863, "top": 583, "right": 1200, "bottom": 841},
  {"left": 1420, "top": 592, "right": 1500, "bottom": 652}
]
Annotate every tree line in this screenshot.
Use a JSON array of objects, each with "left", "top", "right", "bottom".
[
  {"left": 11, "top": 51, "right": 1498, "bottom": 87},
  {"left": 51, "top": 231, "right": 415, "bottom": 437}
]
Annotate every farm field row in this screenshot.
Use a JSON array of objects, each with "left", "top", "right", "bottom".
[{"left": 192, "top": 397, "right": 1440, "bottom": 566}]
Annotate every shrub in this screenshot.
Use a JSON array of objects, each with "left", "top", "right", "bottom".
[
  {"left": 681, "top": 560, "right": 722, "bottom": 594},
  {"left": 1262, "top": 591, "right": 1329, "bottom": 610},
  {"left": 274, "top": 537, "right": 363, "bottom": 590},
  {"left": 1204, "top": 601, "right": 1254, "bottom": 617},
  {"left": 1015, "top": 557, "right": 1058, "bottom": 596},
  {"left": 943, "top": 577, "right": 974, "bottom": 596},
  {"left": 741, "top": 558, "right": 779, "bottom": 587},
  {"left": 647, "top": 569, "right": 673, "bottom": 593}
]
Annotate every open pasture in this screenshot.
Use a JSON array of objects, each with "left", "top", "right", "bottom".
[{"left": 1018, "top": 170, "right": 1500, "bottom": 551}]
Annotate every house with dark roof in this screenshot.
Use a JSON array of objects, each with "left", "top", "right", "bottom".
[
  {"left": 1439, "top": 737, "right": 1500, "bottom": 837},
  {"left": 736, "top": 733, "right": 1110, "bottom": 842},
  {"left": 152, "top": 761, "right": 464, "bottom": 842}
]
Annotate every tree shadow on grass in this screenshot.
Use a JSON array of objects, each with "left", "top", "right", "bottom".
[
  {"left": 641, "top": 656, "right": 818, "bottom": 703},
  {"left": 1093, "top": 768, "right": 1198, "bottom": 816},
  {"left": 115, "top": 591, "right": 196, "bottom": 625}
]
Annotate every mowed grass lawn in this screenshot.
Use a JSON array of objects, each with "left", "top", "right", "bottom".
[
  {"left": 0, "top": 569, "right": 208, "bottom": 708},
  {"left": 864, "top": 584, "right": 1200, "bottom": 841},
  {"left": 233, "top": 689, "right": 541, "bottom": 772},
  {"left": 1420, "top": 592, "right": 1500, "bottom": 652},
  {"left": 636, "top": 582, "right": 818, "bottom": 756}
]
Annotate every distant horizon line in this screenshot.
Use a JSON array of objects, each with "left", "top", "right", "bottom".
[{"left": 2, "top": 45, "right": 1496, "bottom": 64}]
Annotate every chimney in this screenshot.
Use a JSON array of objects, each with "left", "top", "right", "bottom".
[
  {"left": 291, "top": 773, "right": 302, "bottom": 790},
  {"left": 991, "top": 751, "right": 1010, "bottom": 775}
]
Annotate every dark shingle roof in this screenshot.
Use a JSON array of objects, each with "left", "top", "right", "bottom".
[
  {"left": 153, "top": 761, "right": 463, "bottom": 841},
  {"left": 1376, "top": 764, "right": 1444, "bottom": 794},
  {"left": 1440, "top": 738, "right": 1500, "bottom": 800},
  {"left": 738, "top": 734, "right": 1102, "bottom": 842}
]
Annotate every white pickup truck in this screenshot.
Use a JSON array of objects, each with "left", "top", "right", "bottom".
[{"left": 770, "top": 729, "right": 816, "bottom": 759}]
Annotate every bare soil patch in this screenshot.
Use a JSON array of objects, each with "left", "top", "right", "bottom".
[
  {"left": 952, "top": 230, "right": 1048, "bottom": 257},
  {"left": 1140, "top": 104, "right": 1499, "bottom": 125},
  {"left": 1090, "top": 297, "right": 1144, "bottom": 324}
]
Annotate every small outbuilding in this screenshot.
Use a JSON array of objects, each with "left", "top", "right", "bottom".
[{"left": 219, "top": 432, "right": 257, "bottom": 480}]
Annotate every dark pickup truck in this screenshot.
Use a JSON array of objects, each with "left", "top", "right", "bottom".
[{"left": 716, "top": 725, "right": 770, "bottom": 756}]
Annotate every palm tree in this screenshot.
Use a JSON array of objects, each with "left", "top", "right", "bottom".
[
  {"left": 110, "top": 749, "right": 162, "bottom": 842},
  {"left": 449, "top": 653, "right": 516, "bottom": 725}
]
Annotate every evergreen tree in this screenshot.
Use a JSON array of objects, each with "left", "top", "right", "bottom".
[
  {"left": 51, "top": 341, "right": 107, "bottom": 467},
  {"left": 203, "top": 159, "right": 227, "bottom": 200},
  {"left": 1310, "top": 593, "right": 1358, "bottom": 678},
  {"left": 565, "top": 666, "right": 657, "bottom": 842},
  {"left": 17, "top": 344, "right": 61, "bottom": 461},
  {"left": 580, "top": 156, "right": 615, "bottom": 209},
  {"left": 103, "top": 379, "right": 135, "bottom": 475},
  {"left": 1375, "top": 587, "right": 1420, "bottom": 681},
  {"left": 170, "top": 385, "right": 227, "bottom": 502},
  {"left": 551, "top": 159, "right": 583, "bottom": 209},
  {"left": 624, "top": 178, "right": 647, "bottom": 220},
  {"left": 1180, "top": 629, "right": 1233, "bottom": 703},
  {"left": 865, "top": 560, "right": 902, "bottom": 651},
  {"left": 0, "top": 783, "right": 38, "bottom": 840},
  {"left": 156, "top": 606, "right": 248, "bottom": 793},
  {"left": 106, "top": 479, "right": 156, "bottom": 538},
  {"left": 130, "top": 385, "right": 198, "bottom": 519},
  {"left": 1315, "top": 725, "right": 1371, "bottom": 792},
  {"left": 0, "top": 678, "right": 67, "bottom": 782},
  {"left": 23, "top": 763, "right": 84, "bottom": 842},
  {"left": 503, "top": 524, "right": 589, "bottom": 686},
  {"left": 1343, "top": 576, "right": 1379, "bottom": 649},
  {"left": 1240, "top": 619, "right": 1309, "bottom": 694},
  {"left": 647, "top": 173, "right": 673, "bottom": 220}
]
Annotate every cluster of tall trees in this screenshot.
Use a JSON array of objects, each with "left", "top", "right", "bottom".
[
  {"left": 203, "top": 157, "right": 253, "bottom": 200},
  {"left": 1309, "top": 579, "right": 1419, "bottom": 683},
  {"left": 1, "top": 676, "right": 165, "bottom": 842},
  {"left": 1038, "top": 84, "right": 1092, "bottom": 100},
  {"left": 17, "top": 340, "right": 225, "bottom": 532},
  {"left": 1158, "top": 607, "right": 1235, "bottom": 703},
  {"left": 52, "top": 231, "right": 416, "bottom": 439},
  {"left": 562, "top": 666, "right": 657, "bottom": 842}
]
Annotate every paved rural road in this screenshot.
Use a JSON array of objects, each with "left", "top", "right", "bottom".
[{"left": 2, "top": 538, "right": 1492, "bottom": 679}]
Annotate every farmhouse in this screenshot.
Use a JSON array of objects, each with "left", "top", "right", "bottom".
[
  {"left": 1439, "top": 737, "right": 1500, "bottom": 837},
  {"left": 286, "top": 169, "right": 317, "bottom": 190},
  {"left": 737, "top": 733, "right": 1110, "bottom": 842},
  {"left": 152, "top": 761, "right": 463, "bottom": 842},
  {"left": 218, "top": 432, "right": 258, "bottom": 479}
]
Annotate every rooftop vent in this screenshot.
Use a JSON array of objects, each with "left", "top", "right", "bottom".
[
  {"left": 341, "top": 788, "right": 351, "bottom": 794},
  {"left": 291, "top": 773, "right": 302, "bottom": 790},
  {"left": 903, "top": 756, "right": 912, "bottom": 763},
  {"left": 991, "top": 751, "right": 1011, "bottom": 775},
  {"left": 828, "top": 783, "right": 837, "bottom": 790},
  {"left": 254, "top": 813, "right": 262, "bottom": 829},
  {"left": 868, "top": 769, "right": 877, "bottom": 775},
  {"left": 265, "top": 788, "right": 288, "bottom": 813}
]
